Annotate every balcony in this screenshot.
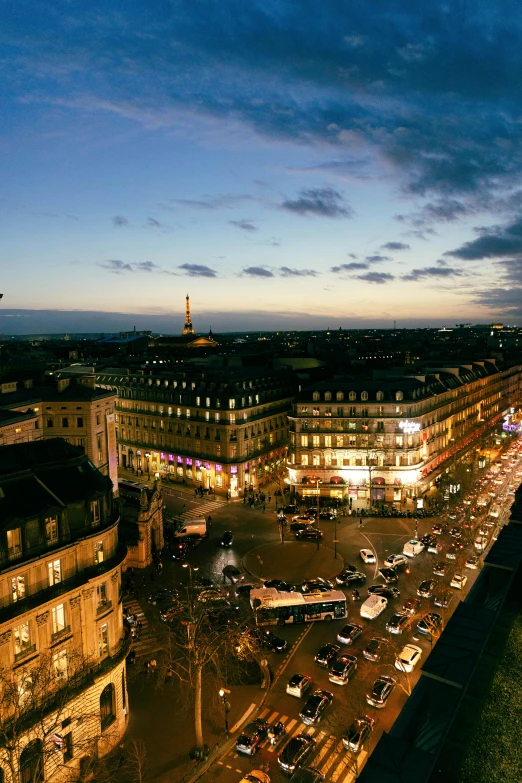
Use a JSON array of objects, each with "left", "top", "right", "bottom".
[
  {"left": 96, "top": 600, "right": 113, "bottom": 616},
  {"left": 51, "top": 625, "right": 71, "bottom": 642},
  {"left": 14, "top": 643, "right": 37, "bottom": 663}
]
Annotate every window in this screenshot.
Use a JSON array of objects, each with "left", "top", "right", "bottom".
[
  {"left": 324, "top": 391, "right": 332, "bottom": 401},
  {"left": 377, "top": 421, "right": 385, "bottom": 432},
  {"left": 336, "top": 435, "right": 344, "bottom": 447},
  {"left": 91, "top": 500, "right": 101, "bottom": 525},
  {"left": 45, "top": 516, "right": 59, "bottom": 545},
  {"left": 53, "top": 648, "right": 68, "bottom": 680},
  {"left": 14, "top": 621, "right": 33, "bottom": 659},
  {"left": 376, "top": 391, "right": 384, "bottom": 401},
  {"left": 377, "top": 405, "right": 384, "bottom": 416},
  {"left": 11, "top": 575, "right": 25, "bottom": 603},
  {"left": 301, "top": 454, "right": 309, "bottom": 465},
  {"left": 349, "top": 391, "right": 356, "bottom": 401},
  {"left": 51, "top": 604, "right": 66, "bottom": 636},
  {"left": 97, "top": 434, "right": 103, "bottom": 463},
  {"left": 324, "top": 435, "right": 332, "bottom": 448},
  {"left": 205, "top": 397, "right": 211, "bottom": 407},
  {"left": 229, "top": 412, "right": 236, "bottom": 424},
  {"left": 300, "top": 434, "right": 308, "bottom": 447},
  {"left": 96, "top": 414, "right": 101, "bottom": 425},
  {"left": 396, "top": 391, "right": 403, "bottom": 401},
  {"left": 349, "top": 435, "right": 357, "bottom": 446},
  {"left": 348, "top": 406, "right": 356, "bottom": 416},
  {"left": 62, "top": 417, "right": 69, "bottom": 428},
  {"left": 63, "top": 732, "right": 73, "bottom": 762},
  {"left": 336, "top": 392, "right": 344, "bottom": 401},
  {"left": 361, "top": 391, "right": 368, "bottom": 401},
  {"left": 336, "top": 406, "right": 344, "bottom": 417},
  {"left": 229, "top": 399, "right": 236, "bottom": 409},
  {"left": 77, "top": 417, "right": 84, "bottom": 428},
  {"left": 312, "top": 454, "right": 320, "bottom": 465},
  {"left": 361, "top": 407, "right": 369, "bottom": 418},
  {"left": 395, "top": 435, "right": 404, "bottom": 447},
  {"left": 7, "top": 528, "right": 22, "bottom": 560},
  {"left": 97, "top": 582, "right": 108, "bottom": 609},
  {"left": 312, "top": 435, "right": 320, "bottom": 447},
  {"left": 196, "top": 396, "right": 201, "bottom": 407},
  {"left": 312, "top": 392, "right": 320, "bottom": 401},
  {"left": 47, "top": 417, "right": 53, "bottom": 427},
  {"left": 48, "top": 559, "right": 62, "bottom": 586},
  {"left": 20, "top": 739, "right": 43, "bottom": 783},
  {"left": 100, "top": 683, "right": 116, "bottom": 729},
  {"left": 348, "top": 421, "right": 356, "bottom": 430},
  {"left": 98, "top": 623, "right": 109, "bottom": 657}
]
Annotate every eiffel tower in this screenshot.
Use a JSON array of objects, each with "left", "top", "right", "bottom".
[{"left": 182, "top": 293, "right": 195, "bottom": 335}]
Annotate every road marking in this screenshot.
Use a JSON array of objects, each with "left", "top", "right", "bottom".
[
  {"left": 225, "top": 765, "right": 232, "bottom": 769},
  {"left": 359, "top": 532, "right": 379, "bottom": 578},
  {"left": 258, "top": 707, "right": 270, "bottom": 719},
  {"left": 314, "top": 734, "right": 335, "bottom": 764},
  {"left": 291, "top": 722, "right": 303, "bottom": 738},
  {"left": 268, "top": 711, "right": 278, "bottom": 723},
  {"left": 320, "top": 742, "right": 342, "bottom": 775},
  {"left": 286, "top": 718, "right": 297, "bottom": 734},
  {"left": 270, "top": 623, "right": 314, "bottom": 688},
  {"left": 230, "top": 702, "right": 257, "bottom": 734}
]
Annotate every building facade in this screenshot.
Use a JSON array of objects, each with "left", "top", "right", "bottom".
[
  {"left": 119, "top": 482, "right": 164, "bottom": 569},
  {"left": 288, "top": 362, "right": 522, "bottom": 508},
  {"left": 0, "top": 439, "right": 128, "bottom": 783},
  {"left": 96, "top": 367, "right": 296, "bottom": 496}
]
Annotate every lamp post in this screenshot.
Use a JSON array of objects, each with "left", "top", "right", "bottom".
[
  {"left": 316, "top": 478, "right": 322, "bottom": 551},
  {"left": 218, "top": 688, "right": 231, "bottom": 737},
  {"left": 145, "top": 452, "right": 151, "bottom": 480}
]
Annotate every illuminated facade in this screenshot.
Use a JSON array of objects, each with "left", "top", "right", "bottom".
[
  {"left": 287, "top": 361, "right": 522, "bottom": 507},
  {"left": 0, "top": 440, "right": 128, "bottom": 782},
  {"left": 97, "top": 367, "right": 296, "bottom": 496}
]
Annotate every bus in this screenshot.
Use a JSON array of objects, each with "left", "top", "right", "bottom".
[{"left": 250, "top": 588, "right": 347, "bottom": 627}]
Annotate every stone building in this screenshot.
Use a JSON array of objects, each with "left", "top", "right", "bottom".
[
  {"left": 96, "top": 366, "right": 296, "bottom": 496},
  {"left": 119, "top": 482, "right": 164, "bottom": 569},
  {"left": 288, "top": 361, "right": 522, "bottom": 508},
  {"left": 0, "top": 439, "right": 128, "bottom": 783}
]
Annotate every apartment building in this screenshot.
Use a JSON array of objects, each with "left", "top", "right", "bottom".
[
  {"left": 96, "top": 366, "right": 296, "bottom": 495},
  {"left": 0, "top": 376, "right": 118, "bottom": 489},
  {"left": 288, "top": 361, "right": 522, "bottom": 508},
  {"left": 0, "top": 439, "right": 128, "bottom": 783}
]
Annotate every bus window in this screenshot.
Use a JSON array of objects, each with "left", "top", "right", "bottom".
[{"left": 334, "top": 602, "right": 346, "bottom": 618}]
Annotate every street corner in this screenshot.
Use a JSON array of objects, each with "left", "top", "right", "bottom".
[{"left": 242, "top": 541, "right": 344, "bottom": 582}]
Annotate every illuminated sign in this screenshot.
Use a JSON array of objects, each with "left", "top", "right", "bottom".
[
  {"left": 398, "top": 420, "right": 421, "bottom": 434},
  {"left": 230, "top": 465, "right": 238, "bottom": 474}
]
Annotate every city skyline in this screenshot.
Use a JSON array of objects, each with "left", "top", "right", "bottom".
[{"left": 3, "top": 2, "right": 522, "bottom": 331}]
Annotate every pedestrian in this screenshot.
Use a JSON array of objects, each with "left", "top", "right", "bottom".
[
  {"left": 208, "top": 515, "right": 212, "bottom": 527},
  {"left": 157, "top": 561, "right": 163, "bottom": 574},
  {"left": 149, "top": 658, "right": 157, "bottom": 674},
  {"left": 262, "top": 503, "right": 266, "bottom": 513},
  {"left": 359, "top": 518, "right": 364, "bottom": 529},
  {"left": 227, "top": 490, "right": 230, "bottom": 502}
]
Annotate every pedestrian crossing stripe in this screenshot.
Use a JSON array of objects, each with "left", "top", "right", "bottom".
[{"left": 180, "top": 499, "right": 226, "bottom": 521}]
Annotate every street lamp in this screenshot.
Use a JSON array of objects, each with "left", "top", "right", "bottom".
[
  {"left": 316, "top": 478, "right": 322, "bottom": 551},
  {"left": 182, "top": 563, "right": 199, "bottom": 588},
  {"left": 218, "top": 688, "right": 231, "bottom": 737}
]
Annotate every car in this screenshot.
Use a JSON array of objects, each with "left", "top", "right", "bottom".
[
  {"left": 290, "top": 520, "right": 313, "bottom": 532},
  {"left": 302, "top": 577, "right": 334, "bottom": 592},
  {"left": 148, "top": 588, "right": 176, "bottom": 605},
  {"left": 450, "top": 573, "right": 468, "bottom": 590},
  {"left": 286, "top": 673, "right": 312, "bottom": 698},
  {"left": 403, "top": 539, "right": 424, "bottom": 557},
  {"left": 362, "top": 637, "right": 387, "bottom": 662},
  {"left": 385, "top": 612, "right": 412, "bottom": 635},
  {"left": 417, "top": 612, "right": 443, "bottom": 636},
  {"left": 292, "top": 514, "right": 313, "bottom": 524},
  {"left": 239, "top": 772, "right": 271, "bottom": 783},
  {"left": 445, "top": 546, "right": 458, "bottom": 560},
  {"left": 433, "top": 591, "right": 453, "bottom": 609},
  {"left": 395, "top": 644, "right": 423, "bottom": 673},
  {"left": 366, "top": 675, "right": 396, "bottom": 708},
  {"left": 342, "top": 715, "right": 375, "bottom": 754},
  {"left": 449, "top": 526, "right": 462, "bottom": 539},
  {"left": 427, "top": 541, "right": 443, "bottom": 554},
  {"left": 197, "top": 588, "right": 229, "bottom": 603},
  {"left": 329, "top": 654, "right": 357, "bottom": 685},
  {"left": 236, "top": 583, "right": 255, "bottom": 595},
  {"left": 421, "top": 534, "right": 437, "bottom": 548},
  {"left": 296, "top": 528, "right": 323, "bottom": 541},
  {"left": 433, "top": 561, "right": 449, "bottom": 576},
  {"left": 319, "top": 512, "right": 337, "bottom": 521},
  {"left": 299, "top": 690, "right": 333, "bottom": 725},
  {"left": 383, "top": 554, "right": 409, "bottom": 570},
  {"left": 264, "top": 579, "right": 293, "bottom": 592},
  {"left": 223, "top": 565, "right": 245, "bottom": 583},
  {"left": 432, "top": 524, "right": 446, "bottom": 535},
  {"left": 182, "top": 533, "right": 204, "bottom": 548},
  {"left": 206, "top": 600, "right": 240, "bottom": 626},
  {"left": 278, "top": 735, "right": 316, "bottom": 775},
  {"left": 283, "top": 504, "right": 299, "bottom": 515},
  {"left": 314, "top": 643, "right": 340, "bottom": 667},
  {"left": 367, "top": 585, "right": 400, "bottom": 599},
  {"left": 337, "top": 623, "right": 363, "bottom": 645},
  {"left": 402, "top": 598, "right": 421, "bottom": 615},
  {"left": 335, "top": 569, "right": 366, "bottom": 586},
  {"left": 236, "top": 719, "right": 270, "bottom": 755},
  {"left": 417, "top": 579, "right": 436, "bottom": 598},
  {"left": 290, "top": 769, "right": 325, "bottom": 783},
  {"left": 379, "top": 568, "right": 399, "bottom": 584},
  {"left": 171, "top": 542, "right": 188, "bottom": 561},
  {"left": 221, "top": 530, "right": 234, "bottom": 547},
  {"left": 474, "top": 535, "right": 487, "bottom": 553},
  {"left": 360, "top": 548, "right": 376, "bottom": 564},
  {"left": 465, "top": 555, "right": 480, "bottom": 570},
  {"left": 159, "top": 600, "right": 183, "bottom": 622},
  {"left": 253, "top": 629, "right": 288, "bottom": 653}
]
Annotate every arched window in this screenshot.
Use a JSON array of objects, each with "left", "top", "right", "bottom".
[
  {"left": 100, "top": 683, "right": 116, "bottom": 730},
  {"left": 20, "top": 740, "right": 43, "bottom": 783},
  {"left": 312, "top": 392, "right": 320, "bottom": 401},
  {"left": 0, "top": 767, "right": 4, "bottom": 783},
  {"left": 324, "top": 391, "right": 332, "bottom": 401},
  {"left": 361, "top": 391, "right": 368, "bottom": 401},
  {"left": 376, "top": 391, "right": 384, "bottom": 401},
  {"left": 348, "top": 391, "right": 356, "bottom": 401},
  {"left": 336, "top": 392, "right": 344, "bottom": 401},
  {"left": 396, "top": 391, "right": 403, "bottom": 401}
]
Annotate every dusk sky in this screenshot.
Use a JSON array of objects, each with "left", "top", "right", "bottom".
[{"left": 3, "top": 1, "right": 522, "bottom": 333}]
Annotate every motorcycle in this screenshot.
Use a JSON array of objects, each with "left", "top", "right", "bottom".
[
  {"left": 269, "top": 722, "right": 285, "bottom": 745},
  {"left": 351, "top": 590, "right": 361, "bottom": 602}
]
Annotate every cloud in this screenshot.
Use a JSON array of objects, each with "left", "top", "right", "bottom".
[
  {"left": 445, "top": 216, "right": 522, "bottom": 260},
  {"left": 331, "top": 262, "right": 369, "bottom": 273},
  {"left": 168, "top": 194, "right": 257, "bottom": 211},
  {"left": 364, "top": 255, "right": 391, "bottom": 264},
  {"left": 471, "top": 286, "right": 522, "bottom": 315},
  {"left": 242, "top": 266, "right": 274, "bottom": 278},
  {"left": 381, "top": 242, "right": 410, "bottom": 251},
  {"left": 146, "top": 217, "right": 163, "bottom": 228},
  {"left": 356, "top": 272, "right": 395, "bottom": 284},
  {"left": 112, "top": 216, "right": 129, "bottom": 227},
  {"left": 135, "top": 261, "right": 158, "bottom": 272},
  {"left": 229, "top": 219, "right": 257, "bottom": 232},
  {"left": 178, "top": 263, "right": 217, "bottom": 278},
  {"left": 278, "top": 266, "right": 317, "bottom": 277},
  {"left": 99, "top": 259, "right": 133, "bottom": 274},
  {"left": 280, "top": 188, "right": 354, "bottom": 218},
  {"left": 401, "top": 266, "right": 464, "bottom": 282}
]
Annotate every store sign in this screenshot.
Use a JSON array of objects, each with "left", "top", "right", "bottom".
[
  {"left": 230, "top": 465, "right": 238, "bottom": 474},
  {"left": 399, "top": 420, "right": 421, "bottom": 434}
]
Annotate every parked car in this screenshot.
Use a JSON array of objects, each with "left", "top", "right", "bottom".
[
  {"left": 299, "top": 690, "right": 333, "bottom": 725},
  {"left": 417, "top": 612, "right": 442, "bottom": 636},
  {"left": 367, "top": 585, "right": 400, "bottom": 599},
  {"left": 283, "top": 504, "right": 299, "bottom": 515},
  {"left": 433, "top": 561, "right": 449, "bottom": 576},
  {"left": 264, "top": 579, "right": 293, "bottom": 592},
  {"left": 366, "top": 675, "right": 396, "bottom": 708},
  {"left": 360, "top": 548, "right": 376, "bottom": 564},
  {"left": 383, "top": 554, "right": 409, "bottom": 570},
  {"left": 450, "top": 573, "right": 468, "bottom": 590},
  {"left": 385, "top": 612, "right": 412, "bottom": 635},
  {"left": 474, "top": 535, "right": 487, "bottom": 554},
  {"left": 236, "top": 720, "right": 270, "bottom": 755},
  {"left": 433, "top": 591, "right": 453, "bottom": 609},
  {"left": 329, "top": 654, "right": 357, "bottom": 685},
  {"left": 319, "top": 512, "right": 337, "bottom": 521},
  {"left": 296, "top": 528, "right": 323, "bottom": 541},
  {"left": 337, "top": 623, "right": 363, "bottom": 645},
  {"left": 335, "top": 569, "right": 366, "bottom": 586},
  {"left": 290, "top": 520, "right": 313, "bottom": 532},
  {"left": 395, "top": 644, "right": 422, "bottom": 673},
  {"left": 314, "top": 643, "right": 340, "bottom": 667},
  {"left": 221, "top": 530, "right": 234, "bottom": 547},
  {"left": 362, "top": 637, "right": 387, "bottom": 662},
  {"left": 286, "top": 673, "right": 312, "bottom": 698},
  {"left": 148, "top": 588, "right": 177, "bottom": 605},
  {"left": 159, "top": 600, "right": 183, "bottom": 622},
  {"left": 379, "top": 568, "right": 399, "bottom": 584},
  {"left": 342, "top": 715, "right": 375, "bottom": 754},
  {"left": 278, "top": 735, "right": 316, "bottom": 775},
  {"left": 417, "top": 580, "right": 436, "bottom": 598}
]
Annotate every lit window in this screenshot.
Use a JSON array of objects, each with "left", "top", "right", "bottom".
[
  {"left": 91, "top": 500, "right": 101, "bottom": 525},
  {"left": 361, "top": 391, "right": 368, "bottom": 401},
  {"left": 98, "top": 624, "right": 109, "bottom": 657},
  {"left": 48, "top": 559, "right": 62, "bottom": 586},
  {"left": 7, "top": 528, "right": 22, "bottom": 560},
  {"left": 45, "top": 516, "right": 58, "bottom": 545},
  {"left": 51, "top": 604, "right": 66, "bottom": 635},
  {"left": 14, "top": 621, "right": 32, "bottom": 658},
  {"left": 229, "top": 399, "right": 236, "bottom": 409},
  {"left": 349, "top": 391, "right": 356, "bottom": 401},
  {"left": 11, "top": 575, "right": 25, "bottom": 603},
  {"left": 95, "top": 541, "right": 104, "bottom": 564}
]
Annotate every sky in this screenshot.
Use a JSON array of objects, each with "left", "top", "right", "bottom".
[{"left": 2, "top": 1, "right": 522, "bottom": 333}]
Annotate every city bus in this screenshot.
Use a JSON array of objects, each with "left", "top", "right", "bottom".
[{"left": 250, "top": 587, "right": 347, "bottom": 627}]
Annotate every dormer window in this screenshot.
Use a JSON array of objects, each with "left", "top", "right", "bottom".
[
  {"left": 349, "top": 391, "right": 356, "bottom": 401},
  {"left": 396, "top": 391, "right": 403, "bottom": 401},
  {"left": 324, "top": 391, "right": 332, "bottom": 401},
  {"left": 376, "top": 391, "right": 384, "bottom": 401},
  {"left": 312, "top": 392, "right": 320, "bottom": 401},
  {"left": 361, "top": 391, "right": 368, "bottom": 401},
  {"left": 336, "top": 392, "right": 344, "bottom": 401}
]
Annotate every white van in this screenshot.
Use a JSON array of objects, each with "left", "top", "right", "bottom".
[
  {"left": 402, "top": 539, "right": 424, "bottom": 558},
  {"left": 174, "top": 517, "right": 207, "bottom": 538},
  {"left": 360, "top": 594, "right": 388, "bottom": 620},
  {"left": 489, "top": 505, "right": 501, "bottom": 518}
]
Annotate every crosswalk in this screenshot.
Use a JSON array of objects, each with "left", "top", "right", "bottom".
[
  {"left": 217, "top": 707, "right": 368, "bottom": 782},
  {"left": 180, "top": 498, "right": 226, "bottom": 521},
  {"left": 123, "top": 597, "right": 161, "bottom": 660}
]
